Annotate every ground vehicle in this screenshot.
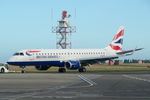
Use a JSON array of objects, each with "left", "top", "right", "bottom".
[{"left": 0, "top": 63, "right": 9, "bottom": 73}]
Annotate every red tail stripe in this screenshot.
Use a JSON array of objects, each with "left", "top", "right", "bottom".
[
  {"left": 113, "top": 29, "right": 124, "bottom": 41},
  {"left": 109, "top": 44, "right": 122, "bottom": 50}
]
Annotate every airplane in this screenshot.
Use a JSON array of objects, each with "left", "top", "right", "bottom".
[{"left": 7, "top": 26, "right": 143, "bottom": 73}]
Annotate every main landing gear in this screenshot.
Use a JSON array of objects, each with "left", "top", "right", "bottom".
[
  {"left": 78, "top": 67, "right": 86, "bottom": 72},
  {"left": 58, "top": 67, "right": 66, "bottom": 73}
]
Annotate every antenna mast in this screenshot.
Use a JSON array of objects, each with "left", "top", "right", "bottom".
[{"left": 52, "top": 10, "right": 76, "bottom": 49}]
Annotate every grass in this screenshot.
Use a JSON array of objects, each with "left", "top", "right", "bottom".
[{"left": 7, "top": 63, "right": 150, "bottom": 73}]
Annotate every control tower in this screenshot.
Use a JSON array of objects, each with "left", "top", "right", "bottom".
[{"left": 52, "top": 10, "right": 76, "bottom": 49}]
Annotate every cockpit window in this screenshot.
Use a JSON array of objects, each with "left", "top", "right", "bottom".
[
  {"left": 20, "top": 53, "right": 24, "bottom": 56},
  {"left": 13, "top": 52, "right": 24, "bottom": 56},
  {"left": 13, "top": 53, "right": 19, "bottom": 56}
]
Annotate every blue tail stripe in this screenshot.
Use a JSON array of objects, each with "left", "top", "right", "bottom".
[{"left": 114, "top": 39, "right": 123, "bottom": 44}]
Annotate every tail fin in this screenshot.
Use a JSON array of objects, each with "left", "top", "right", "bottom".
[{"left": 106, "top": 26, "right": 124, "bottom": 52}]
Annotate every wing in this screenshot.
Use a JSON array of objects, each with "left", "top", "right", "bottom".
[
  {"left": 79, "top": 56, "right": 118, "bottom": 66},
  {"left": 79, "top": 48, "right": 143, "bottom": 66}
]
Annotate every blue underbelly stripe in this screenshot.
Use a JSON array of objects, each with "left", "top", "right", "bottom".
[{"left": 7, "top": 61, "right": 65, "bottom": 67}]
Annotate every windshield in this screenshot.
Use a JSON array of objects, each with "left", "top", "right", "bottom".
[{"left": 13, "top": 52, "right": 24, "bottom": 56}]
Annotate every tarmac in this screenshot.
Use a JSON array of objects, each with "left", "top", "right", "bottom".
[{"left": 0, "top": 72, "right": 150, "bottom": 100}]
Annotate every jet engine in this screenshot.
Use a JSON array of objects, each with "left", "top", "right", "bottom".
[{"left": 65, "top": 61, "right": 81, "bottom": 70}]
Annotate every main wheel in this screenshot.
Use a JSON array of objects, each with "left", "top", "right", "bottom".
[
  {"left": 78, "top": 67, "right": 86, "bottom": 72},
  {"left": 58, "top": 68, "right": 66, "bottom": 73},
  {"left": 1, "top": 68, "right": 5, "bottom": 73}
]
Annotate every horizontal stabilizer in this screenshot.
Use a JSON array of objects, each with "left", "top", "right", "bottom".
[{"left": 116, "top": 48, "right": 143, "bottom": 55}]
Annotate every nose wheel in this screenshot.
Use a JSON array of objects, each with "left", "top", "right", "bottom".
[
  {"left": 21, "top": 69, "right": 26, "bottom": 73},
  {"left": 20, "top": 66, "right": 26, "bottom": 73}
]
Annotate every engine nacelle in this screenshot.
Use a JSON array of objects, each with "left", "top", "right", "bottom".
[
  {"left": 65, "top": 61, "right": 81, "bottom": 70},
  {"left": 35, "top": 65, "right": 51, "bottom": 70}
]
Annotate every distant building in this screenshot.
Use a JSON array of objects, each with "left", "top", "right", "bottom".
[{"left": 138, "top": 60, "right": 143, "bottom": 64}]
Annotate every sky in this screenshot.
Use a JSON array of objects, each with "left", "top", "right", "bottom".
[{"left": 0, "top": 0, "right": 150, "bottom": 63}]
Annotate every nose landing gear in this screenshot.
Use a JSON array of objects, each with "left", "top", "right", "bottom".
[{"left": 20, "top": 66, "right": 26, "bottom": 73}]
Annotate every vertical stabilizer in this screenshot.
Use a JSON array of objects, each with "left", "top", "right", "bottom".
[{"left": 106, "top": 26, "right": 124, "bottom": 52}]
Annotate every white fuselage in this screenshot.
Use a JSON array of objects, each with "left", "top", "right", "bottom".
[{"left": 8, "top": 48, "right": 117, "bottom": 62}]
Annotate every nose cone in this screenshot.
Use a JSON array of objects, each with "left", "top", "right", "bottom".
[{"left": 7, "top": 56, "right": 17, "bottom": 65}]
